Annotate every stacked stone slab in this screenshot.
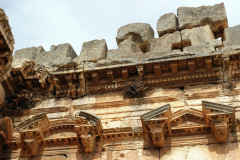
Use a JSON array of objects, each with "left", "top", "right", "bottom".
[
  {"left": 116, "top": 23, "right": 154, "bottom": 53},
  {"left": 107, "top": 39, "right": 142, "bottom": 59},
  {"left": 177, "top": 3, "right": 228, "bottom": 37},
  {"left": 224, "top": 25, "right": 240, "bottom": 46},
  {"left": 181, "top": 25, "right": 222, "bottom": 54},
  {"left": 12, "top": 43, "right": 77, "bottom": 68},
  {"left": 149, "top": 31, "right": 182, "bottom": 54},
  {"left": 73, "top": 39, "right": 108, "bottom": 62},
  {"left": 157, "top": 13, "right": 178, "bottom": 37}
]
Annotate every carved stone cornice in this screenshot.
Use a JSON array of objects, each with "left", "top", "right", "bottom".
[
  {"left": 140, "top": 101, "right": 236, "bottom": 148},
  {"left": 202, "top": 101, "right": 235, "bottom": 142}
]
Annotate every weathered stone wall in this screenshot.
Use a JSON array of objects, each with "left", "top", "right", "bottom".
[{"left": 2, "top": 2, "right": 240, "bottom": 160}]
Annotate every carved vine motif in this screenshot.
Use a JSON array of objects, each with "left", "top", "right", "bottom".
[{"left": 123, "top": 77, "right": 148, "bottom": 99}]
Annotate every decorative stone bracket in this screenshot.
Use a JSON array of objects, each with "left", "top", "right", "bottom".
[
  {"left": 141, "top": 101, "right": 236, "bottom": 147},
  {"left": 202, "top": 101, "right": 235, "bottom": 142}
]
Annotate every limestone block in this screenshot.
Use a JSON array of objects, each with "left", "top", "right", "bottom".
[
  {"left": 149, "top": 31, "right": 181, "bottom": 53},
  {"left": 35, "top": 43, "right": 77, "bottom": 67},
  {"left": 223, "top": 25, "right": 240, "bottom": 46},
  {"left": 74, "top": 39, "right": 107, "bottom": 62},
  {"left": 181, "top": 25, "right": 215, "bottom": 47},
  {"left": 183, "top": 44, "right": 215, "bottom": 54},
  {"left": 177, "top": 3, "right": 228, "bottom": 36},
  {"left": 116, "top": 23, "right": 154, "bottom": 52},
  {"left": 157, "top": 13, "right": 178, "bottom": 37},
  {"left": 107, "top": 40, "right": 142, "bottom": 59},
  {"left": 12, "top": 47, "right": 38, "bottom": 68}
]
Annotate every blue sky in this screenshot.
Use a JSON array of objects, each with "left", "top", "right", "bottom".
[{"left": 1, "top": 0, "right": 239, "bottom": 54}]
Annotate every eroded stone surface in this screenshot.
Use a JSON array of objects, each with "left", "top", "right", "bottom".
[
  {"left": 181, "top": 25, "right": 215, "bottom": 47},
  {"left": 13, "top": 43, "right": 77, "bottom": 68},
  {"left": 149, "top": 31, "right": 181, "bottom": 53},
  {"left": 74, "top": 39, "right": 107, "bottom": 62},
  {"left": 107, "top": 40, "right": 142, "bottom": 59},
  {"left": 224, "top": 25, "right": 240, "bottom": 46},
  {"left": 157, "top": 13, "right": 178, "bottom": 37},
  {"left": 34, "top": 43, "right": 77, "bottom": 67},
  {"left": 12, "top": 47, "right": 38, "bottom": 68},
  {"left": 177, "top": 3, "right": 228, "bottom": 36},
  {"left": 116, "top": 23, "right": 154, "bottom": 52},
  {"left": 183, "top": 44, "right": 215, "bottom": 54}
]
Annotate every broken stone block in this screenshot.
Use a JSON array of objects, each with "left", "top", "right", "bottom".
[
  {"left": 181, "top": 25, "right": 215, "bottom": 47},
  {"left": 107, "top": 40, "right": 142, "bottom": 59},
  {"left": 149, "top": 31, "right": 182, "bottom": 53},
  {"left": 224, "top": 25, "right": 240, "bottom": 46},
  {"left": 34, "top": 43, "right": 77, "bottom": 67},
  {"left": 74, "top": 39, "right": 107, "bottom": 62},
  {"left": 157, "top": 13, "right": 178, "bottom": 37},
  {"left": 12, "top": 47, "right": 38, "bottom": 68},
  {"left": 116, "top": 23, "right": 154, "bottom": 52},
  {"left": 177, "top": 3, "right": 228, "bottom": 37},
  {"left": 183, "top": 44, "right": 215, "bottom": 54}
]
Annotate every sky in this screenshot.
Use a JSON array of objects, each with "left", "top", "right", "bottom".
[{"left": 1, "top": 0, "right": 240, "bottom": 55}]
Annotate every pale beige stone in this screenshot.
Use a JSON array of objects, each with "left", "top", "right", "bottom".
[
  {"left": 224, "top": 25, "right": 240, "bottom": 46},
  {"left": 183, "top": 44, "right": 215, "bottom": 54},
  {"left": 149, "top": 31, "right": 182, "bottom": 53},
  {"left": 12, "top": 47, "right": 38, "bottom": 68},
  {"left": 177, "top": 3, "right": 228, "bottom": 35},
  {"left": 34, "top": 43, "right": 77, "bottom": 67},
  {"left": 157, "top": 13, "right": 178, "bottom": 37},
  {"left": 107, "top": 40, "right": 142, "bottom": 59},
  {"left": 181, "top": 25, "right": 215, "bottom": 47},
  {"left": 116, "top": 23, "right": 154, "bottom": 52},
  {"left": 74, "top": 39, "right": 108, "bottom": 62}
]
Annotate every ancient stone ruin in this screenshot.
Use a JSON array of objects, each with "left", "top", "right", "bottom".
[{"left": 1, "top": 2, "right": 240, "bottom": 159}]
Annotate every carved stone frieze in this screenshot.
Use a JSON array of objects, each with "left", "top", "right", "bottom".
[
  {"left": 141, "top": 101, "right": 236, "bottom": 148},
  {"left": 202, "top": 101, "right": 235, "bottom": 142}
]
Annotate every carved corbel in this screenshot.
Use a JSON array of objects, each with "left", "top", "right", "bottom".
[
  {"left": 213, "top": 121, "right": 228, "bottom": 142},
  {"left": 17, "top": 113, "right": 50, "bottom": 157},
  {"left": 153, "top": 64, "right": 161, "bottom": 76},
  {"left": 188, "top": 60, "right": 195, "bottom": 72},
  {"left": 78, "top": 73, "right": 85, "bottom": 87},
  {"left": 137, "top": 65, "right": 144, "bottom": 77},
  {"left": 21, "top": 139, "right": 39, "bottom": 157},
  {"left": 80, "top": 133, "right": 96, "bottom": 153},
  {"left": 202, "top": 101, "right": 235, "bottom": 143},
  {"left": 148, "top": 125, "right": 165, "bottom": 147},
  {"left": 122, "top": 68, "right": 128, "bottom": 80},
  {"left": 92, "top": 72, "right": 99, "bottom": 83},
  {"left": 107, "top": 70, "right": 114, "bottom": 81},
  {"left": 205, "top": 58, "right": 213, "bottom": 70},
  {"left": 140, "top": 104, "right": 171, "bottom": 148},
  {"left": 65, "top": 74, "right": 73, "bottom": 86},
  {"left": 75, "top": 111, "right": 103, "bottom": 153},
  {"left": 170, "top": 63, "right": 178, "bottom": 74}
]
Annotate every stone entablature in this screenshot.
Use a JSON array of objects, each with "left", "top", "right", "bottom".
[{"left": 1, "top": 2, "right": 240, "bottom": 159}]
